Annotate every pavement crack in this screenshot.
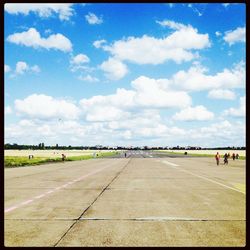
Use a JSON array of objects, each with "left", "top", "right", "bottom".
[{"left": 53, "top": 158, "right": 132, "bottom": 247}]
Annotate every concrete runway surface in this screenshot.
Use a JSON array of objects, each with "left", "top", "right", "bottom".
[{"left": 4, "top": 151, "right": 246, "bottom": 246}]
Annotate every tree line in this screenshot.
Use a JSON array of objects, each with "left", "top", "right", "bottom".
[{"left": 4, "top": 143, "right": 245, "bottom": 151}]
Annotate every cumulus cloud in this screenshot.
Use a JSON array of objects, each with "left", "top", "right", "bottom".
[
  {"left": 171, "top": 61, "right": 245, "bottom": 91},
  {"left": 131, "top": 76, "right": 191, "bottom": 108},
  {"left": 93, "top": 39, "right": 106, "bottom": 48},
  {"left": 85, "top": 12, "right": 103, "bottom": 24},
  {"left": 70, "top": 53, "right": 90, "bottom": 65},
  {"left": 97, "top": 20, "right": 210, "bottom": 65},
  {"left": 4, "top": 64, "right": 11, "bottom": 73},
  {"left": 70, "top": 53, "right": 90, "bottom": 72},
  {"left": 173, "top": 105, "right": 214, "bottom": 121},
  {"left": 100, "top": 57, "right": 128, "bottom": 80},
  {"left": 4, "top": 3, "right": 74, "bottom": 21},
  {"left": 14, "top": 61, "right": 40, "bottom": 75},
  {"left": 223, "top": 27, "right": 245, "bottom": 45},
  {"left": 215, "top": 31, "right": 222, "bottom": 37},
  {"left": 224, "top": 96, "right": 245, "bottom": 117},
  {"left": 15, "top": 94, "right": 81, "bottom": 120},
  {"left": 7, "top": 28, "right": 72, "bottom": 52},
  {"left": 207, "top": 89, "right": 236, "bottom": 100},
  {"left": 80, "top": 75, "right": 192, "bottom": 123}
]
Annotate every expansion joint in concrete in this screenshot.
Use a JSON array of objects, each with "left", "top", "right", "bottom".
[{"left": 53, "top": 158, "right": 132, "bottom": 247}]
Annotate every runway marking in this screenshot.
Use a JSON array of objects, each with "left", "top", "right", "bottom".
[
  {"left": 161, "top": 160, "right": 245, "bottom": 194},
  {"left": 162, "top": 160, "right": 179, "bottom": 166},
  {"left": 5, "top": 162, "right": 120, "bottom": 214},
  {"left": 233, "top": 183, "right": 245, "bottom": 194},
  {"left": 5, "top": 206, "right": 18, "bottom": 213}
]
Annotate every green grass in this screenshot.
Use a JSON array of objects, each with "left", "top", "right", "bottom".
[
  {"left": 155, "top": 150, "right": 246, "bottom": 160},
  {"left": 4, "top": 151, "right": 118, "bottom": 168}
]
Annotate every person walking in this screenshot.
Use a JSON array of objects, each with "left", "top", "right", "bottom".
[
  {"left": 215, "top": 152, "right": 220, "bottom": 166},
  {"left": 223, "top": 153, "right": 228, "bottom": 165},
  {"left": 62, "top": 153, "right": 66, "bottom": 162},
  {"left": 232, "top": 153, "right": 236, "bottom": 160}
]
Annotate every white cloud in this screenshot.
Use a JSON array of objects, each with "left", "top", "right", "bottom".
[
  {"left": 131, "top": 76, "right": 191, "bottom": 108},
  {"left": 100, "top": 21, "right": 210, "bottom": 65},
  {"left": 7, "top": 28, "right": 72, "bottom": 52},
  {"left": 156, "top": 20, "right": 189, "bottom": 30},
  {"left": 5, "top": 106, "right": 12, "bottom": 114},
  {"left": 223, "top": 27, "right": 245, "bottom": 45},
  {"left": 70, "top": 53, "right": 90, "bottom": 65},
  {"left": 4, "top": 64, "right": 11, "bottom": 73},
  {"left": 85, "top": 12, "right": 103, "bottom": 25},
  {"left": 86, "top": 106, "right": 130, "bottom": 122},
  {"left": 14, "top": 61, "right": 40, "bottom": 75},
  {"left": 78, "top": 75, "right": 99, "bottom": 82},
  {"left": 208, "top": 89, "right": 236, "bottom": 100},
  {"left": 4, "top": 3, "right": 74, "bottom": 21},
  {"left": 93, "top": 39, "right": 106, "bottom": 48},
  {"left": 30, "top": 65, "right": 41, "bottom": 73},
  {"left": 171, "top": 61, "right": 245, "bottom": 91},
  {"left": 215, "top": 31, "right": 222, "bottom": 37},
  {"left": 15, "top": 61, "right": 28, "bottom": 74},
  {"left": 80, "top": 75, "right": 192, "bottom": 119},
  {"left": 15, "top": 94, "right": 81, "bottom": 120},
  {"left": 173, "top": 105, "right": 214, "bottom": 121},
  {"left": 224, "top": 96, "right": 245, "bottom": 117},
  {"left": 100, "top": 57, "right": 128, "bottom": 80},
  {"left": 187, "top": 4, "right": 203, "bottom": 17}
]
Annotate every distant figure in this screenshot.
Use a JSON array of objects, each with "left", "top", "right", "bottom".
[
  {"left": 62, "top": 154, "right": 66, "bottom": 162},
  {"left": 215, "top": 152, "right": 220, "bottom": 166},
  {"left": 227, "top": 153, "right": 231, "bottom": 158},
  {"left": 223, "top": 153, "right": 228, "bottom": 165},
  {"left": 184, "top": 152, "right": 187, "bottom": 155},
  {"left": 232, "top": 153, "right": 236, "bottom": 161},
  {"left": 125, "top": 152, "right": 127, "bottom": 158},
  {"left": 236, "top": 153, "right": 239, "bottom": 159}
]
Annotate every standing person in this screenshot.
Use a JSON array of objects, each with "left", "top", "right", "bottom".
[
  {"left": 125, "top": 152, "right": 127, "bottom": 158},
  {"left": 236, "top": 153, "right": 239, "bottom": 159},
  {"left": 223, "top": 153, "right": 228, "bottom": 165},
  {"left": 62, "top": 153, "right": 66, "bottom": 162},
  {"left": 215, "top": 152, "right": 220, "bottom": 166},
  {"left": 232, "top": 153, "right": 236, "bottom": 160}
]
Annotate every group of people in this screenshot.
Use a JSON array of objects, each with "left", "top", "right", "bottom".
[{"left": 215, "top": 152, "right": 239, "bottom": 166}]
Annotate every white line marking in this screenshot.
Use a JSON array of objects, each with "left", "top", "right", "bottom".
[
  {"left": 5, "top": 206, "right": 18, "bottom": 213},
  {"left": 34, "top": 194, "right": 45, "bottom": 199},
  {"left": 5, "top": 162, "right": 119, "bottom": 213},
  {"left": 21, "top": 199, "right": 33, "bottom": 205},
  {"left": 161, "top": 161, "right": 245, "bottom": 194},
  {"left": 162, "top": 160, "right": 179, "bottom": 166},
  {"left": 46, "top": 190, "right": 54, "bottom": 194}
]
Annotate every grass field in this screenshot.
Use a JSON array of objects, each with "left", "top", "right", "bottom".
[
  {"left": 4, "top": 149, "right": 116, "bottom": 158},
  {"left": 155, "top": 149, "right": 246, "bottom": 159},
  {"left": 4, "top": 150, "right": 119, "bottom": 168}
]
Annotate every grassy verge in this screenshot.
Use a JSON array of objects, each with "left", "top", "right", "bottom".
[
  {"left": 154, "top": 151, "right": 246, "bottom": 160},
  {"left": 4, "top": 151, "right": 118, "bottom": 168}
]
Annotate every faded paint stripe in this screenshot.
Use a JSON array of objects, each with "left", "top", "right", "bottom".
[
  {"left": 161, "top": 161, "right": 245, "bottom": 195},
  {"left": 5, "top": 162, "right": 119, "bottom": 213}
]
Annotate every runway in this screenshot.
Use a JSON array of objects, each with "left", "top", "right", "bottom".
[{"left": 4, "top": 151, "right": 245, "bottom": 246}]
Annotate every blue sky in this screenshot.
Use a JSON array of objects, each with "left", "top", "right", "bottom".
[{"left": 4, "top": 3, "right": 246, "bottom": 147}]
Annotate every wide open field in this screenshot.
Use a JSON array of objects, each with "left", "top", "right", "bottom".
[
  {"left": 4, "top": 149, "right": 116, "bottom": 158},
  {"left": 4, "top": 151, "right": 245, "bottom": 246},
  {"left": 156, "top": 149, "right": 246, "bottom": 157}
]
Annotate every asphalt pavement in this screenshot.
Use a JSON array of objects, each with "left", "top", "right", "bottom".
[{"left": 4, "top": 152, "right": 245, "bottom": 246}]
